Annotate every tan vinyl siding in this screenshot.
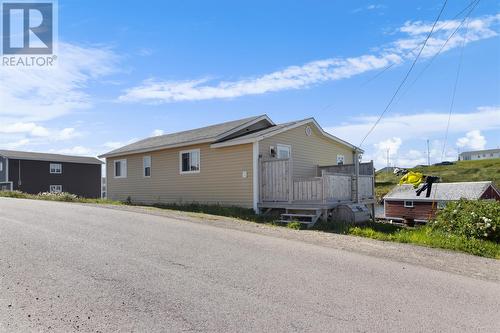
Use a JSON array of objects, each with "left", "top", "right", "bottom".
[
  {"left": 259, "top": 122, "right": 354, "bottom": 178},
  {"left": 107, "top": 143, "right": 254, "bottom": 208}
]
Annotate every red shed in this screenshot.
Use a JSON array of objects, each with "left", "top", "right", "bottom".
[{"left": 383, "top": 181, "right": 500, "bottom": 223}]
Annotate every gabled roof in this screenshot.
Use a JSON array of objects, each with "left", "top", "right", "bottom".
[
  {"left": 0, "top": 149, "right": 103, "bottom": 165},
  {"left": 384, "top": 181, "right": 498, "bottom": 202},
  {"left": 99, "top": 114, "right": 361, "bottom": 158},
  {"left": 99, "top": 115, "right": 273, "bottom": 158},
  {"left": 210, "top": 117, "right": 362, "bottom": 152},
  {"left": 459, "top": 148, "right": 500, "bottom": 155}
]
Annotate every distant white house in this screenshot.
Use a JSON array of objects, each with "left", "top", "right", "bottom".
[{"left": 458, "top": 148, "right": 500, "bottom": 161}]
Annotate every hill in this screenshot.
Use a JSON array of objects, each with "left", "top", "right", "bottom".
[{"left": 375, "top": 159, "right": 500, "bottom": 202}]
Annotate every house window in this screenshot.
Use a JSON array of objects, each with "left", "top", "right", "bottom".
[
  {"left": 336, "top": 154, "right": 345, "bottom": 165},
  {"left": 114, "top": 159, "right": 127, "bottom": 178},
  {"left": 404, "top": 201, "right": 414, "bottom": 208},
  {"left": 0, "top": 161, "right": 2, "bottom": 172},
  {"left": 180, "top": 149, "right": 200, "bottom": 174},
  {"left": 50, "top": 163, "right": 62, "bottom": 174},
  {"left": 49, "top": 185, "right": 62, "bottom": 193},
  {"left": 143, "top": 156, "right": 151, "bottom": 177},
  {"left": 277, "top": 144, "right": 291, "bottom": 159}
]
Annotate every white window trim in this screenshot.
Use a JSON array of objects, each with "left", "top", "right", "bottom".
[
  {"left": 276, "top": 144, "right": 291, "bottom": 159},
  {"left": 143, "top": 156, "right": 151, "bottom": 178},
  {"left": 49, "top": 163, "right": 62, "bottom": 174},
  {"left": 114, "top": 159, "right": 127, "bottom": 178},
  {"left": 49, "top": 185, "right": 62, "bottom": 193},
  {"left": 404, "top": 201, "right": 414, "bottom": 208},
  {"left": 336, "top": 154, "right": 345, "bottom": 165},
  {"left": 179, "top": 149, "right": 201, "bottom": 174}
]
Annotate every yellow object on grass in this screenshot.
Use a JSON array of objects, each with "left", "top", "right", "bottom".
[{"left": 399, "top": 171, "right": 424, "bottom": 188}]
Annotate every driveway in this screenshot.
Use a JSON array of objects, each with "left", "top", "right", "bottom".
[{"left": 1, "top": 198, "right": 499, "bottom": 332}]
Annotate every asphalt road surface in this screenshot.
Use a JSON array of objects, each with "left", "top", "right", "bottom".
[{"left": 1, "top": 198, "right": 499, "bottom": 332}]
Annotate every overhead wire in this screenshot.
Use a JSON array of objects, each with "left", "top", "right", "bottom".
[
  {"left": 361, "top": 0, "right": 479, "bottom": 88},
  {"left": 441, "top": 18, "right": 469, "bottom": 161},
  {"left": 358, "top": 0, "right": 449, "bottom": 147},
  {"left": 429, "top": 1, "right": 479, "bottom": 221}
]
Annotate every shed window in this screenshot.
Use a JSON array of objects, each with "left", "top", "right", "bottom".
[
  {"left": 277, "top": 144, "right": 291, "bottom": 159},
  {"left": 336, "top": 154, "right": 345, "bottom": 165},
  {"left": 180, "top": 149, "right": 200, "bottom": 174},
  {"left": 404, "top": 201, "right": 414, "bottom": 208},
  {"left": 49, "top": 185, "right": 62, "bottom": 193},
  {"left": 143, "top": 156, "right": 151, "bottom": 177},
  {"left": 114, "top": 159, "right": 127, "bottom": 178},
  {"left": 50, "top": 163, "right": 62, "bottom": 174},
  {"left": 0, "top": 161, "right": 2, "bottom": 172}
]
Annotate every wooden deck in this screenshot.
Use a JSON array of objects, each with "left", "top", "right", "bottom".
[{"left": 258, "top": 158, "right": 375, "bottom": 211}]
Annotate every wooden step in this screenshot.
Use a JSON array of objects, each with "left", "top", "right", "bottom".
[
  {"left": 281, "top": 213, "right": 318, "bottom": 218},
  {"left": 275, "top": 220, "right": 316, "bottom": 225}
]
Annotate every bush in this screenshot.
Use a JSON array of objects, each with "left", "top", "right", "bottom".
[
  {"left": 432, "top": 199, "right": 500, "bottom": 242},
  {"left": 287, "top": 221, "right": 302, "bottom": 230},
  {"left": 348, "top": 224, "right": 500, "bottom": 258},
  {"left": 0, "top": 190, "right": 121, "bottom": 205}
]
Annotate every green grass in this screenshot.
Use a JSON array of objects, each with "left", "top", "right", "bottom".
[
  {"left": 3, "top": 189, "right": 498, "bottom": 258},
  {"left": 375, "top": 159, "right": 500, "bottom": 201},
  {"left": 323, "top": 221, "right": 500, "bottom": 259},
  {"left": 0, "top": 190, "right": 122, "bottom": 205},
  {"left": 151, "top": 202, "right": 278, "bottom": 223}
]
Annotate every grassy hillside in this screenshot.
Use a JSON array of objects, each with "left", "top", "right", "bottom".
[{"left": 375, "top": 159, "right": 500, "bottom": 201}]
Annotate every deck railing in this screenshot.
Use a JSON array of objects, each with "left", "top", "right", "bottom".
[{"left": 259, "top": 158, "right": 374, "bottom": 204}]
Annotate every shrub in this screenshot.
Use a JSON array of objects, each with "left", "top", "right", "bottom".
[
  {"left": 287, "top": 221, "right": 302, "bottom": 230},
  {"left": 432, "top": 199, "right": 500, "bottom": 242},
  {"left": 0, "top": 190, "right": 121, "bottom": 205}
]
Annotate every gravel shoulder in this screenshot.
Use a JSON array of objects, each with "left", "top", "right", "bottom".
[{"left": 87, "top": 202, "right": 500, "bottom": 283}]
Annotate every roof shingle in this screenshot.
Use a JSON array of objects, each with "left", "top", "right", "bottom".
[
  {"left": 0, "top": 150, "right": 103, "bottom": 165},
  {"left": 100, "top": 115, "right": 267, "bottom": 157},
  {"left": 384, "top": 182, "right": 496, "bottom": 201}
]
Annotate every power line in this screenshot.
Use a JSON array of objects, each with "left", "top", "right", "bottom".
[
  {"left": 358, "top": 0, "right": 449, "bottom": 147},
  {"left": 398, "top": 0, "right": 480, "bottom": 103},
  {"left": 361, "top": 0, "right": 479, "bottom": 88},
  {"left": 441, "top": 16, "right": 471, "bottom": 161}
]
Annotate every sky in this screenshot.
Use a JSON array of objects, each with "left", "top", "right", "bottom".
[{"left": 1, "top": 0, "right": 499, "bottom": 169}]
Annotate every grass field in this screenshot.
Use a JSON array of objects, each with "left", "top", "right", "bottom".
[{"left": 375, "top": 159, "right": 500, "bottom": 201}]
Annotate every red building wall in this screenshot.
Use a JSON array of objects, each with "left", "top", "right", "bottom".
[{"left": 385, "top": 201, "right": 437, "bottom": 221}]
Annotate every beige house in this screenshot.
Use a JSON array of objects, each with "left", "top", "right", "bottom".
[{"left": 100, "top": 115, "right": 374, "bottom": 223}]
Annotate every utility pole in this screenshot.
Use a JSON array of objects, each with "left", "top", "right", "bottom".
[
  {"left": 386, "top": 148, "right": 390, "bottom": 172},
  {"left": 427, "top": 139, "right": 431, "bottom": 166}
]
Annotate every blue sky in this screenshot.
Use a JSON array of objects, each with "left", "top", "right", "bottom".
[{"left": 1, "top": 0, "right": 499, "bottom": 168}]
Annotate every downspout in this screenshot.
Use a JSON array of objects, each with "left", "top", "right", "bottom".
[{"left": 252, "top": 141, "right": 260, "bottom": 214}]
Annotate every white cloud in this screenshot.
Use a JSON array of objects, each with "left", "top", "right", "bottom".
[
  {"left": 456, "top": 130, "right": 486, "bottom": 150},
  {"left": 326, "top": 106, "right": 500, "bottom": 146},
  {"left": 151, "top": 129, "right": 164, "bottom": 136},
  {"left": 118, "top": 14, "right": 499, "bottom": 104},
  {"left": 50, "top": 146, "right": 92, "bottom": 156},
  {"left": 0, "top": 122, "right": 49, "bottom": 137},
  {"left": 0, "top": 42, "right": 118, "bottom": 124},
  {"left": 103, "top": 138, "right": 138, "bottom": 150},
  {"left": 367, "top": 138, "right": 458, "bottom": 169},
  {"left": 372, "top": 137, "right": 403, "bottom": 167},
  {"left": 56, "top": 128, "right": 80, "bottom": 141},
  {"left": 352, "top": 4, "right": 385, "bottom": 14},
  {"left": 3, "top": 139, "right": 31, "bottom": 150}
]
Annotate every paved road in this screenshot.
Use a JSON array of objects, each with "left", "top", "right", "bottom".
[{"left": 1, "top": 198, "right": 499, "bottom": 332}]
